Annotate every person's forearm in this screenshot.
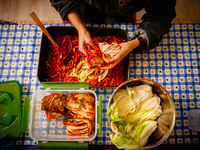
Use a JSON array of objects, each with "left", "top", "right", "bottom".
[
  {"left": 67, "top": 9, "right": 94, "bottom": 55},
  {"left": 126, "top": 40, "right": 139, "bottom": 53},
  {"left": 67, "top": 9, "right": 87, "bottom": 34},
  {"left": 122, "top": 35, "right": 146, "bottom": 55}
]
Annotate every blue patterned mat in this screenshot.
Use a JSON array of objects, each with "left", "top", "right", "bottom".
[{"left": 0, "top": 23, "right": 200, "bottom": 146}]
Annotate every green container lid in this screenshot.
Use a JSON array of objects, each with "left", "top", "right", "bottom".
[{"left": 0, "top": 81, "right": 22, "bottom": 138}]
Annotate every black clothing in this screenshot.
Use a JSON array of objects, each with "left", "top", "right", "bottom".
[{"left": 50, "top": 0, "right": 176, "bottom": 52}]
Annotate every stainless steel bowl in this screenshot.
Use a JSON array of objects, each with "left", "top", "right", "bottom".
[{"left": 107, "top": 78, "right": 176, "bottom": 149}]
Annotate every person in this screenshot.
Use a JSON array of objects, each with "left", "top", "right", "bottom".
[{"left": 50, "top": 0, "right": 176, "bottom": 69}]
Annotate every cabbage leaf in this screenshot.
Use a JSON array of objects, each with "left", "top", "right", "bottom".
[
  {"left": 69, "top": 59, "right": 96, "bottom": 82},
  {"left": 110, "top": 120, "right": 157, "bottom": 149}
]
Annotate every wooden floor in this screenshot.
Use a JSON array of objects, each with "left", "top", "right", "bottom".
[{"left": 0, "top": 0, "right": 200, "bottom": 24}]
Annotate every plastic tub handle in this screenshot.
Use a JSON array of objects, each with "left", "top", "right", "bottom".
[
  {"left": 0, "top": 93, "right": 13, "bottom": 126},
  {"left": 97, "top": 96, "right": 102, "bottom": 133}
]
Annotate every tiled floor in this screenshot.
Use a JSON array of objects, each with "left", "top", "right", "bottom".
[{"left": 0, "top": 0, "right": 200, "bottom": 24}]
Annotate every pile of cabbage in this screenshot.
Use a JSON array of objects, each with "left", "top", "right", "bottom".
[{"left": 108, "top": 84, "right": 163, "bottom": 150}]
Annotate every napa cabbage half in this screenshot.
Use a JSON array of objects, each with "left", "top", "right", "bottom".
[{"left": 108, "top": 84, "right": 163, "bottom": 150}]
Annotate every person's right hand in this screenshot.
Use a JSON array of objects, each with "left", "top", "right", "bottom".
[
  {"left": 67, "top": 9, "right": 97, "bottom": 56},
  {"left": 78, "top": 29, "right": 96, "bottom": 56}
]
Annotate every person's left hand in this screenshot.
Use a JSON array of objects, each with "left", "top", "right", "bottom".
[{"left": 100, "top": 39, "right": 140, "bottom": 69}]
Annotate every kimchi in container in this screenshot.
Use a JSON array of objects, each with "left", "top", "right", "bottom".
[
  {"left": 37, "top": 26, "right": 129, "bottom": 87},
  {"left": 28, "top": 82, "right": 102, "bottom": 147}
]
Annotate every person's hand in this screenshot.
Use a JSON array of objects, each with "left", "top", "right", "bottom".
[
  {"left": 100, "top": 42, "right": 131, "bottom": 69},
  {"left": 100, "top": 37, "right": 142, "bottom": 69},
  {"left": 78, "top": 29, "right": 97, "bottom": 56},
  {"left": 67, "top": 9, "right": 97, "bottom": 56}
]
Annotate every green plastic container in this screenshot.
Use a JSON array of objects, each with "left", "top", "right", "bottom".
[
  {"left": 0, "top": 81, "right": 102, "bottom": 149},
  {"left": 24, "top": 82, "right": 102, "bottom": 149},
  {"left": 0, "top": 81, "right": 22, "bottom": 138}
]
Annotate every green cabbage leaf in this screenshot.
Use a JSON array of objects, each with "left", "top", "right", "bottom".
[{"left": 110, "top": 120, "right": 157, "bottom": 150}]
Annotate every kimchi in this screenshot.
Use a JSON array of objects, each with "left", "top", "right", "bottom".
[
  {"left": 40, "top": 93, "right": 95, "bottom": 136},
  {"left": 45, "top": 35, "right": 125, "bottom": 86}
]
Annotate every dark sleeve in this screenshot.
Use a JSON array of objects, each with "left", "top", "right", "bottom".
[
  {"left": 50, "top": 0, "right": 80, "bottom": 21},
  {"left": 137, "top": 0, "right": 176, "bottom": 52}
]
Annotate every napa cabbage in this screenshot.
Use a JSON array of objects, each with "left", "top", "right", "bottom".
[{"left": 108, "top": 84, "right": 163, "bottom": 150}]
